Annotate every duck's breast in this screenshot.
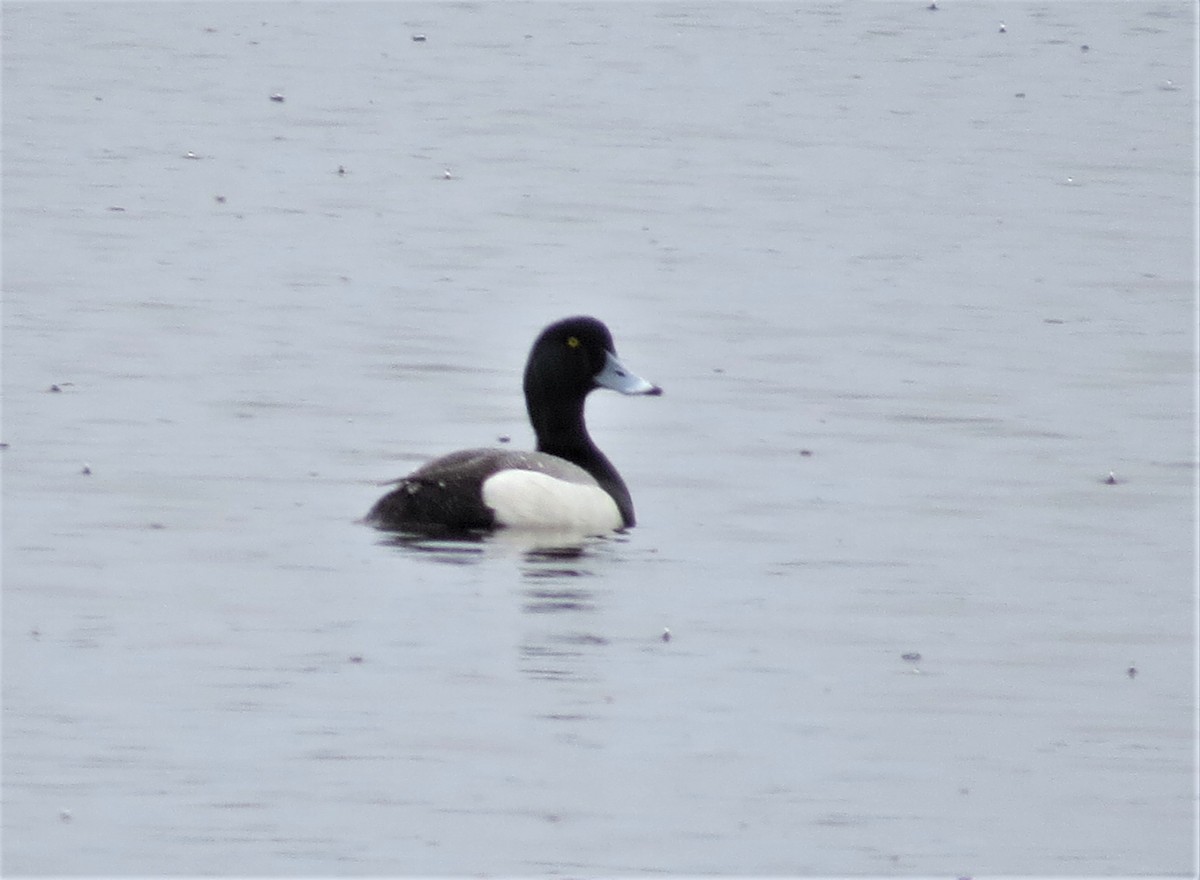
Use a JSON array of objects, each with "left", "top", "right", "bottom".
[{"left": 481, "top": 452, "right": 623, "bottom": 533}]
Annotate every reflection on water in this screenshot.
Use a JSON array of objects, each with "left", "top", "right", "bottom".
[
  {"left": 376, "top": 526, "right": 615, "bottom": 684},
  {"left": 374, "top": 531, "right": 487, "bottom": 564},
  {"left": 521, "top": 586, "right": 595, "bottom": 614},
  {"left": 373, "top": 525, "right": 620, "bottom": 575},
  {"left": 519, "top": 640, "right": 599, "bottom": 683}
]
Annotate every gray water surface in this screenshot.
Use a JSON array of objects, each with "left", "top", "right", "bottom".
[{"left": 2, "top": 2, "right": 1196, "bottom": 875}]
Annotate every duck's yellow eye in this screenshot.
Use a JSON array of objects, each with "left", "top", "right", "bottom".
[{"left": 567, "top": 336, "right": 581, "bottom": 349}]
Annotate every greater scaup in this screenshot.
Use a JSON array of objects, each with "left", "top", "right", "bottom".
[{"left": 366, "top": 316, "right": 661, "bottom": 534}]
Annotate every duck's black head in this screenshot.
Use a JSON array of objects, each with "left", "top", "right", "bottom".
[{"left": 523, "top": 316, "right": 661, "bottom": 406}]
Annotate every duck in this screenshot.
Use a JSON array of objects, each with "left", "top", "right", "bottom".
[{"left": 366, "top": 316, "right": 662, "bottom": 535}]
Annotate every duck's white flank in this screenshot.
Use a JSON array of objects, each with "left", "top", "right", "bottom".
[{"left": 481, "top": 469, "right": 623, "bottom": 532}]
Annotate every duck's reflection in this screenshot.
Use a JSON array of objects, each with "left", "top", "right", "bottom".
[
  {"left": 376, "top": 527, "right": 629, "bottom": 687},
  {"left": 522, "top": 584, "right": 594, "bottom": 614},
  {"left": 375, "top": 526, "right": 622, "bottom": 570},
  {"left": 519, "top": 545, "right": 594, "bottom": 611},
  {"left": 375, "top": 530, "right": 487, "bottom": 564}
]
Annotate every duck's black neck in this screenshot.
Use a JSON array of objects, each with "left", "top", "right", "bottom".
[{"left": 528, "top": 393, "right": 636, "bottom": 527}]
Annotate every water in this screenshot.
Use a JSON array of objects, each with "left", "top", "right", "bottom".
[{"left": 2, "top": 2, "right": 1195, "bottom": 875}]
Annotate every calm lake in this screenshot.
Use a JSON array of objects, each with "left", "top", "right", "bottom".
[{"left": 2, "top": 1, "right": 1195, "bottom": 875}]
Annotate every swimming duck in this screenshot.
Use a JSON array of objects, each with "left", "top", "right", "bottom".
[{"left": 366, "top": 316, "right": 661, "bottom": 534}]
